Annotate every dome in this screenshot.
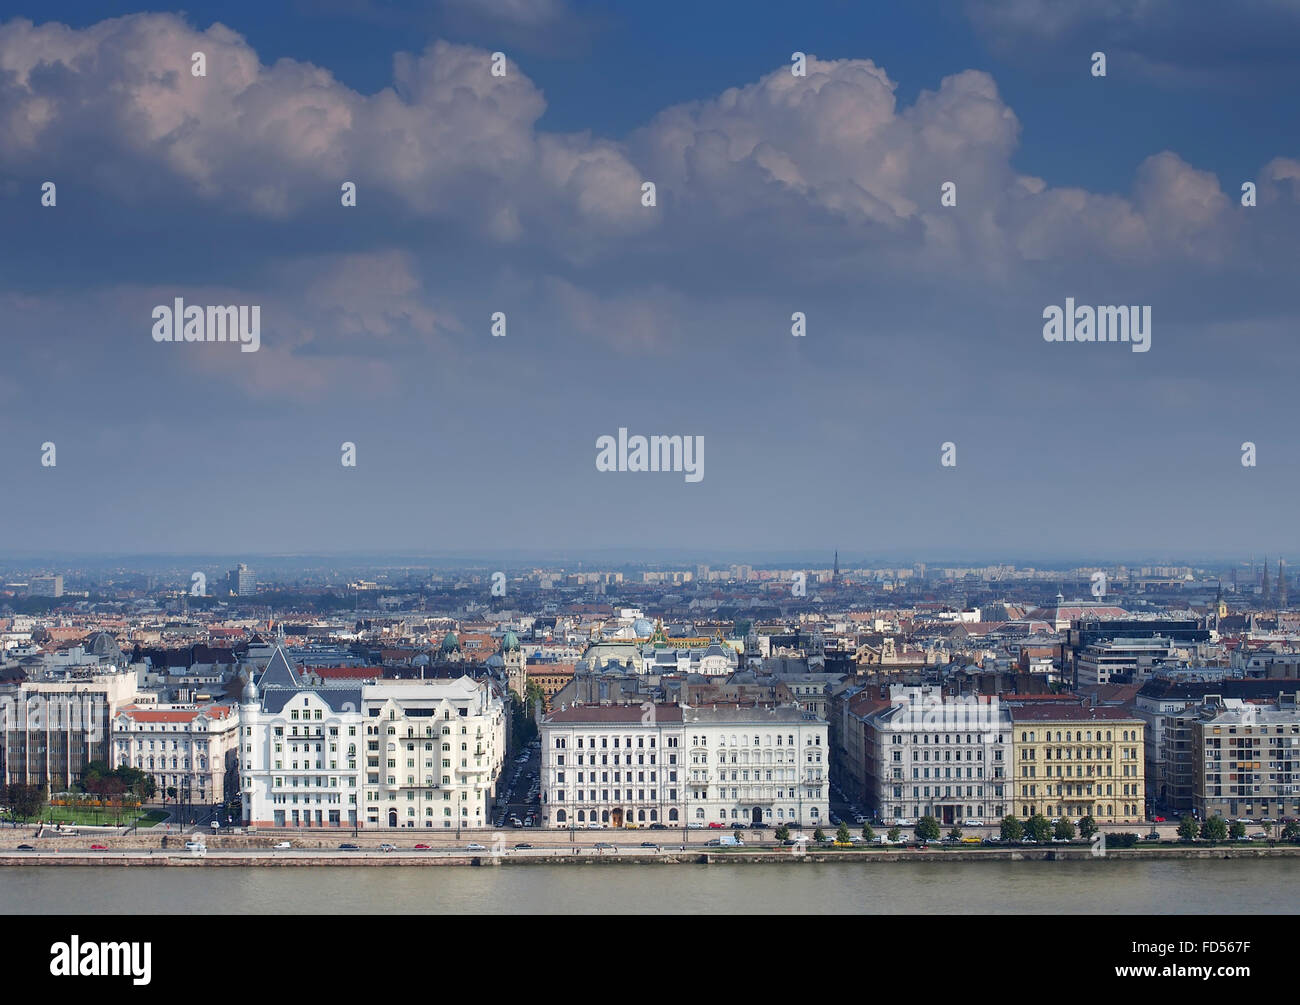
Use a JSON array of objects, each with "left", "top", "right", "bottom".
[
  {"left": 241, "top": 672, "right": 258, "bottom": 704},
  {"left": 485, "top": 653, "right": 505, "bottom": 669},
  {"left": 632, "top": 618, "right": 653, "bottom": 638},
  {"left": 440, "top": 630, "right": 460, "bottom": 652},
  {"left": 502, "top": 630, "right": 520, "bottom": 651}
]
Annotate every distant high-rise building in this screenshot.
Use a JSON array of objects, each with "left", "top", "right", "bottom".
[
  {"left": 229, "top": 563, "right": 255, "bottom": 597},
  {"left": 29, "top": 575, "right": 63, "bottom": 598},
  {"left": 1280, "top": 559, "right": 1288, "bottom": 608},
  {"left": 1263, "top": 559, "right": 1271, "bottom": 606}
]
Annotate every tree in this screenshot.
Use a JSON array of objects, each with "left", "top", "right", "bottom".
[
  {"left": 166, "top": 786, "right": 177, "bottom": 803},
  {"left": 1000, "top": 815, "right": 1023, "bottom": 842},
  {"left": 8, "top": 783, "right": 46, "bottom": 823},
  {"left": 774, "top": 824, "right": 790, "bottom": 843},
  {"left": 887, "top": 825, "right": 902, "bottom": 843},
  {"left": 1217, "top": 818, "right": 1240, "bottom": 841},
  {"left": 836, "top": 822, "right": 851, "bottom": 844},
  {"left": 861, "top": 823, "right": 875, "bottom": 843},
  {"left": 1054, "top": 817, "right": 1076, "bottom": 841},
  {"left": 915, "top": 815, "right": 941, "bottom": 843},
  {"left": 1025, "top": 814, "right": 1052, "bottom": 843},
  {"left": 1177, "top": 815, "right": 1200, "bottom": 842},
  {"left": 813, "top": 827, "right": 827, "bottom": 844},
  {"left": 1281, "top": 820, "right": 1300, "bottom": 842},
  {"left": 948, "top": 826, "right": 963, "bottom": 841},
  {"left": 1078, "top": 816, "right": 1097, "bottom": 841}
]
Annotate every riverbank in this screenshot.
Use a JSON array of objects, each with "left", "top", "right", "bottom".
[{"left": 3, "top": 842, "right": 1299, "bottom": 867}]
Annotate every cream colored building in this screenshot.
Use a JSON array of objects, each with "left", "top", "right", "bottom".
[
  {"left": 1007, "top": 703, "right": 1145, "bottom": 823},
  {"left": 112, "top": 703, "right": 241, "bottom": 805}
]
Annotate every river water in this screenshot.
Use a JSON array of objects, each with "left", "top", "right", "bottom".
[{"left": 3, "top": 858, "right": 1298, "bottom": 913}]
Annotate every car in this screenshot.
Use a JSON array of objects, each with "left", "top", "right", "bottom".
[
  {"left": 962, "top": 819, "right": 984, "bottom": 827},
  {"left": 378, "top": 843, "right": 397, "bottom": 852},
  {"left": 648, "top": 823, "right": 667, "bottom": 830},
  {"left": 514, "top": 843, "right": 533, "bottom": 849},
  {"left": 273, "top": 841, "right": 292, "bottom": 849},
  {"left": 465, "top": 843, "right": 487, "bottom": 851},
  {"left": 852, "top": 814, "right": 866, "bottom": 824},
  {"left": 831, "top": 840, "right": 854, "bottom": 848},
  {"left": 185, "top": 840, "right": 206, "bottom": 852},
  {"left": 731, "top": 822, "right": 746, "bottom": 829},
  {"left": 687, "top": 822, "right": 705, "bottom": 829},
  {"left": 1020, "top": 836, "right": 1036, "bottom": 844},
  {"left": 209, "top": 820, "right": 220, "bottom": 829},
  {"left": 523, "top": 818, "right": 534, "bottom": 827},
  {"left": 749, "top": 823, "right": 768, "bottom": 830},
  {"left": 16, "top": 844, "right": 34, "bottom": 851},
  {"left": 982, "top": 836, "right": 1001, "bottom": 844},
  {"left": 708, "top": 822, "right": 725, "bottom": 829},
  {"left": 414, "top": 843, "right": 431, "bottom": 850},
  {"left": 961, "top": 837, "right": 982, "bottom": 844},
  {"left": 1235, "top": 834, "right": 1253, "bottom": 842},
  {"left": 89, "top": 844, "right": 108, "bottom": 850},
  {"left": 1152, "top": 815, "right": 1166, "bottom": 822},
  {"left": 894, "top": 818, "right": 916, "bottom": 827},
  {"left": 640, "top": 841, "right": 659, "bottom": 849},
  {"left": 338, "top": 843, "right": 360, "bottom": 850},
  {"left": 593, "top": 842, "right": 616, "bottom": 851}
]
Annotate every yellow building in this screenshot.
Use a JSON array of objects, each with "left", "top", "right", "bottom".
[{"left": 1007, "top": 702, "right": 1145, "bottom": 824}]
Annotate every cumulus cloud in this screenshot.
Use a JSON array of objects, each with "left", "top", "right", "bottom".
[{"left": 0, "top": 13, "right": 648, "bottom": 244}]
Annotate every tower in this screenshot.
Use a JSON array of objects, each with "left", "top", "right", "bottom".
[
  {"left": 1263, "top": 559, "right": 1271, "bottom": 606},
  {"left": 832, "top": 550, "right": 840, "bottom": 585},
  {"left": 501, "top": 629, "right": 525, "bottom": 698},
  {"left": 1280, "top": 559, "right": 1288, "bottom": 609}
]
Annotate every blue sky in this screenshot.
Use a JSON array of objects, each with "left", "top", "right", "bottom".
[{"left": 1, "top": 1, "right": 1298, "bottom": 560}]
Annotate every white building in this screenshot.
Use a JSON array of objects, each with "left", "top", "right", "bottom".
[
  {"left": 360, "top": 678, "right": 507, "bottom": 830},
  {"left": 238, "top": 648, "right": 507, "bottom": 830},
  {"left": 865, "top": 686, "right": 1011, "bottom": 826},
  {"left": 538, "top": 701, "right": 829, "bottom": 830},
  {"left": 112, "top": 703, "right": 240, "bottom": 806}
]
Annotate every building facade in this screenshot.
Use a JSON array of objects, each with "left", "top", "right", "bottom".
[
  {"left": 1007, "top": 703, "right": 1145, "bottom": 823},
  {"left": 1190, "top": 693, "right": 1300, "bottom": 821},
  {"left": 112, "top": 704, "right": 240, "bottom": 805},
  {"left": 0, "top": 670, "right": 138, "bottom": 788},
  {"left": 865, "top": 686, "right": 1011, "bottom": 826}
]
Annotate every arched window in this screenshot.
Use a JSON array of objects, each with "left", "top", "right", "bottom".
[
  {"left": 668, "top": 808, "right": 677, "bottom": 822},
  {"left": 556, "top": 810, "right": 567, "bottom": 823}
]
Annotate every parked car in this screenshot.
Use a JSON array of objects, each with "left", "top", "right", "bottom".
[
  {"left": 16, "top": 844, "right": 35, "bottom": 851},
  {"left": 378, "top": 843, "right": 397, "bottom": 852},
  {"left": 648, "top": 823, "right": 667, "bottom": 830},
  {"left": 273, "top": 841, "right": 292, "bottom": 849},
  {"left": 687, "top": 822, "right": 705, "bottom": 829},
  {"left": 1152, "top": 815, "right": 1167, "bottom": 822},
  {"left": 465, "top": 842, "right": 487, "bottom": 851},
  {"left": 414, "top": 843, "right": 431, "bottom": 850},
  {"left": 707, "top": 822, "right": 725, "bottom": 829},
  {"left": 514, "top": 843, "right": 533, "bottom": 849},
  {"left": 338, "top": 843, "right": 360, "bottom": 850},
  {"left": 962, "top": 819, "right": 984, "bottom": 827},
  {"left": 894, "top": 818, "right": 916, "bottom": 827}
]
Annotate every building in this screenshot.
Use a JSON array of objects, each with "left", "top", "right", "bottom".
[
  {"left": 1189, "top": 692, "right": 1300, "bottom": 821},
  {"left": 111, "top": 704, "right": 240, "bottom": 806},
  {"left": 1136, "top": 677, "right": 1300, "bottom": 809},
  {"left": 360, "top": 678, "right": 507, "bottom": 830},
  {"left": 1005, "top": 702, "right": 1145, "bottom": 824},
  {"left": 537, "top": 700, "right": 829, "bottom": 830},
  {"left": 1075, "top": 637, "right": 1178, "bottom": 686},
  {"left": 229, "top": 564, "right": 255, "bottom": 597},
  {"left": 539, "top": 703, "right": 685, "bottom": 830},
  {"left": 0, "top": 669, "right": 139, "bottom": 788},
  {"left": 29, "top": 575, "right": 63, "bottom": 598},
  {"left": 238, "top": 649, "right": 364, "bottom": 829},
  {"left": 863, "top": 686, "right": 1011, "bottom": 827},
  {"left": 238, "top": 647, "right": 508, "bottom": 830},
  {"left": 683, "top": 703, "right": 829, "bottom": 828}
]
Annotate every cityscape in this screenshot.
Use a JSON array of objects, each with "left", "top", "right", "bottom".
[
  {"left": 0, "top": 0, "right": 1296, "bottom": 962},
  {"left": 4, "top": 554, "right": 1300, "bottom": 850}
]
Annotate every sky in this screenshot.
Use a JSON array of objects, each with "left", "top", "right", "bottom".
[{"left": 1, "top": 0, "right": 1298, "bottom": 562}]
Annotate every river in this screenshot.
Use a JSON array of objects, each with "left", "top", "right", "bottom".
[{"left": 3, "top": 857, "right": 1298, "bottom": 913}]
